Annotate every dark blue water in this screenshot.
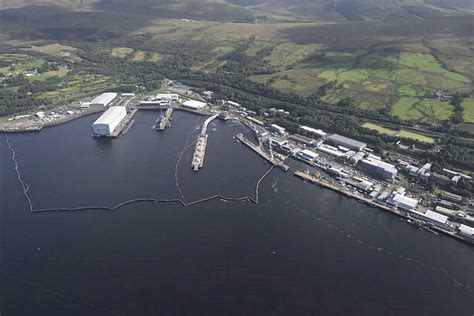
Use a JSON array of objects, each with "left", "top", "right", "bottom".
[{"left": 1, "top": 111, "right": 473, "bottom": 315}]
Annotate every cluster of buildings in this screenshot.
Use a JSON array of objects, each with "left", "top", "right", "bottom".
[
  {"left": 262, "top": 126, "right": 399, "bottom": 181},
  {"left": 399, "top": 159, "right": 472, "bottom": 186},
  {"left": 139, "top": 93, "right": 179, "bottom": 108}
]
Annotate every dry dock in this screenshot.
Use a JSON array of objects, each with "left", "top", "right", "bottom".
[
  {"left": 108, "top": 108, "right": 138, "bottom": 138},
  {"left": 235, "top": 133, "right": 290, "bottom": 172}
]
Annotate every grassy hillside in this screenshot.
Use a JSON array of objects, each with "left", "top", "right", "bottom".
[
  {"left": 1, "top": 0, "right": 472, "bottom": 22},
  {"left": 0, "top": 1, "right": 472, "bottom": 131}
]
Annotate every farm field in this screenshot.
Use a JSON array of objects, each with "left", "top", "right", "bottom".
[
  {"left": 0, "top": 54, "right": 43, "bottom": 75},
  {"left": 38, "top": 74, "right": 113, "bottom": 100},
  {"left": 111, "top": 47, "right": 134, "bottom": 58},
  {"left": 362, "top": 123, "right": 435, "bottom": 143},
  {"left": 462, "top": 98, "right": 474, "bottom": 124},
  {"left": 389, "top": 97, "right": 453, "bottom": 124}
]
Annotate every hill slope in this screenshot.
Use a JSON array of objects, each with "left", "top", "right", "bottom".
[{"left": 1, "top": 0, "right": 472, "bottom": 21}]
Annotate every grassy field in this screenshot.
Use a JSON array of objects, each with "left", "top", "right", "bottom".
[
  {"left": 0, "top": 54, "right": 44, "bottom": 75},
  {"left": 111, "top": 47, "right": 134, "bottom": 58},
  {"left": 362, "top": 122, "right": 435, "bottom": 143},
  {"left": 29, "top": 68, "right": 69, "bottom": 81},
  {"left": 132, "top": 51, "right": 145, "bottom": 61},
  {"left": 389, "top": 97, "right": 453, "bottom": 124},
  {"left": 148, "top": 52, "right": 162, "bottom": 62},
  {"left": 212, "top": 46, "right": 235, "bottom": 55},
  {"left": 38, "top": 73, "right": 112, "bottom": 100},
  {"left": 461, "top": 98, "right": 474, "bottom": 124}
]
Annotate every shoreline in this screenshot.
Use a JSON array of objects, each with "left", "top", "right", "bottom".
[
  {"left": 294, "top": 170, "right": 474, "bottom": 246},
  {"left": 0, "top": 108, "right": 104, "bottom": 134}
]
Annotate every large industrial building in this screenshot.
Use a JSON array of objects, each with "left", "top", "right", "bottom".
[
  {"left": 92, "top": 106, "right": 126, "bottom": 136},
  {"left": 326, "top": 134, "right": 367, "bottom": 151},
  {"left": 459, "top": 224, "right": 474, "bottom": 239},
  {"left": 90, "top": 92, "right": 118, "bottom": 107},
  {"left": 387, "top": 193, "right": 418, "bottom": 212},
  {"left": 297, "top": 149, "right": 318, "bottom": 163},
  {"left": 360, "top": 157, "right": 398, "bottom": 179}
]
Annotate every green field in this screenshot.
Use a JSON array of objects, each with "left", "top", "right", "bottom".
[
  {"left": 38, "top": 74, "right": 112, "bottom": 100},
  {"left": 212, "top": 46, "right": 235, "bottom": 55},
  {"left": 362, "top": 122, "right": 435, "bottom": 143},
  {"left": 0, "top": 54, "right": 44, "bottom": 75},
  {"left": 390, "top": 97, "right": 453, "bottom": 124},
  {"left": 29, "top": 68, "right": 69, "bottom": 81},
  {"left": 461, "top": 98, "right": 474, "bottom": 124}
]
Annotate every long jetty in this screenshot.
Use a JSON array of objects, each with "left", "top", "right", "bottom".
[
  {"left": 294, "top": 170, "right": 473, "bottom": 246},
  {"left": 191, "top": 114, "right": 218, "bottom": 171},
  {"left": 235, "top": 133, "right": 290, "bottom": 172}
]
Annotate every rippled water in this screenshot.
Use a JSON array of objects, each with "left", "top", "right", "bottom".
[{"left": 1, "top": 110, "right": 473, "bottom": 315}]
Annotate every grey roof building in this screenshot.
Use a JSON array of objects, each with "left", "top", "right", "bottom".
[{"left": 326, "top": 134, "right": 367, "bottom": 151}]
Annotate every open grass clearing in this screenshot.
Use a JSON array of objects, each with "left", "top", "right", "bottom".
[
  {"left": 461, "top": 98, "right": 474, "bottom": 124},
  {"left": 111, "top": 47, "right": 134, "bottom": 58},
  {"left": 212, "top": 46, "right": 235, "bottom": 55},
  {"left": 362, "top": 122, "right": 435, "bottom": 143},
  {"left": 29, "top": 67, "right": 69, "bottom": 81},
  {"left": 132, "top": 51, "right": 146, "bottom": 61},
  {"left": 148, "top": 53, "right": 162, "bottom": 62}
]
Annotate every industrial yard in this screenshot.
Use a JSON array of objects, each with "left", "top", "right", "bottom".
[{"left": 1, "top": 79, "right": 473, "bottom": 245}]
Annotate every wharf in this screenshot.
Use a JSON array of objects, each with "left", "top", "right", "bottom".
[
  {"left": 235, "top": 133, "right": 289, "bottom": 172},
  {"left": 1, "top": 108, "right": 103, "bottom": 134},
  {"left": 108, "top": 108, "right": 138, "bottom": 138},
  {"left": 294, "top": 170, "right": 473, "bottom": 246}
]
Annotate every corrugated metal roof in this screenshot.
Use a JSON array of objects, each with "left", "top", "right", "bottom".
[
  {"left": 91, "top": 92, "right": 117, "bottom": 105},
  {"left": 424, "top": 210, "right": 448, "bottom": 224},
  {"left": 327, "top": 134, "right": 366, "bottom": 149},
  {"left": 183, "top": 100, "right": 207, "bottom": 108},
  {"left": 93, "top": 106, "right": 126, "bottom": 125},
  {"left": 459, "top": 224, "right": 474, "bottom": 236}
]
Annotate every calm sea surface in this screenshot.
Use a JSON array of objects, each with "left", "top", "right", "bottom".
[{"left": 1, "top": 110, "right": 473, "bottom": 315}]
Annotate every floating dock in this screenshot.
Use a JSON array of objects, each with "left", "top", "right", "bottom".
[
  {"left": 235, "top": 133, "right": 290, "bottom": 172},
  {"left": 153, "top": 108, "right": 173, "bottom": 131}
]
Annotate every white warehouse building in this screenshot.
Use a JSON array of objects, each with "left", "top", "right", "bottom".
[
  {"left": 90, "top": 92, "right": 118, "bottom": 107},
  {"left": 182, "top": 100, "right": 207, "bottom": 110},
  {"left": 92, "top": 106, "right": 126, "bottom": 136},
  {"left": 387, "top": 193, "right": 418, "bottom": 212}
]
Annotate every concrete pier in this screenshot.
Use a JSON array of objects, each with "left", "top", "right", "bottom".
[
  {"left": 191, "top": 114, "right": 218, "bottom": 171},
  {"left": 235, "top": 133, "right": 290, "bottom": 172}
]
